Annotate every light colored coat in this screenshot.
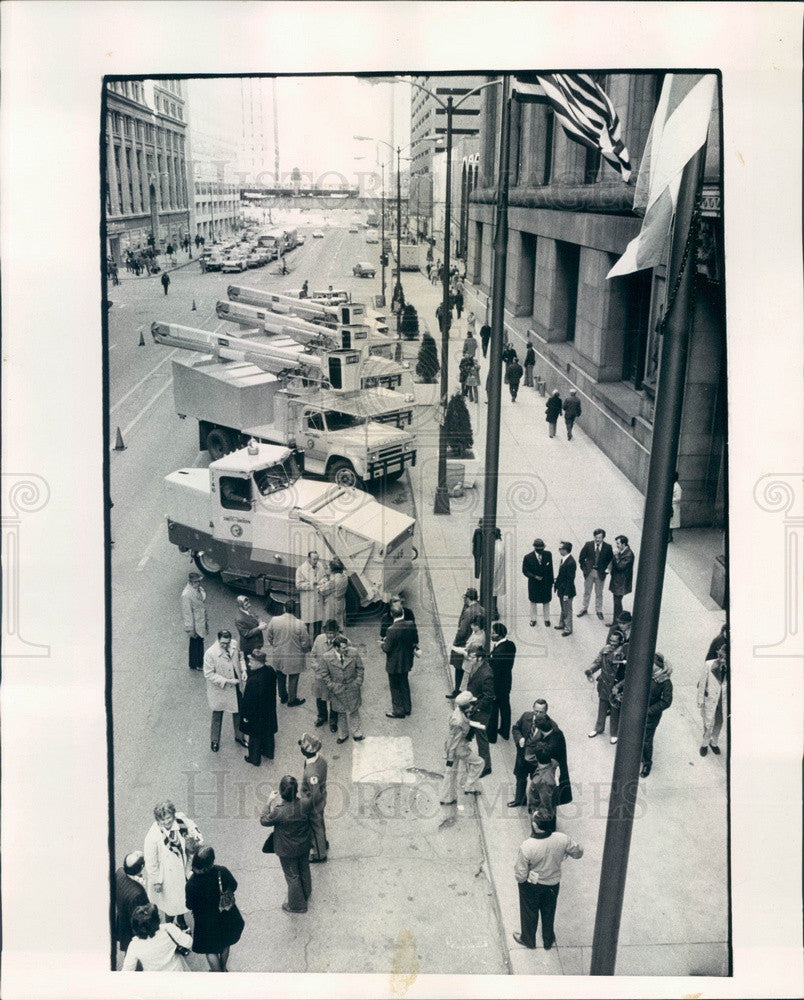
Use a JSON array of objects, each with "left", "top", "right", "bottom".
[
  {"left": 296, "top": 559, "right": 326, "bottom": 624},
  {"left": 203, "top": 640, "right": 242, "bottom": 713},
  {"left": 493, "top": 538, "right": 506, "bottom": 596},
  {"left": 320, "top": 645, "right": 364, "bottom": 713},
  {"left": 143, "top": 813, "right": 201, "bottom": 916},
  {"left": 319, "top": 571, "right": 348, "bottom": 629},
  {"left": 697, "top": 658, "right": 726, "bottom": 733},
  {"left": 267, "top": 612, "right": 312, "bottom": 674},
  {"left": 309, "top": 631, "right": 337, "bottom": 700},
  {"left": 180, "top": 583, "right": 207, "bottom": 637}
]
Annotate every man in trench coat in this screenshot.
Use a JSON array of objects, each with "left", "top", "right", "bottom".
[{"left": 266, "top": 600, "right": 311, "bottom": 707}]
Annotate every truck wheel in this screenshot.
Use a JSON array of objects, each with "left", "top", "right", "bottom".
[
  {"left": 194, "top": 551, "right": 223, "bottom": 578},
  {"left": 328, "top": 459, "right": 360, "bottom": 489},
  {"left": 206, "top": 427, "right": 234, "bottom": 461}
]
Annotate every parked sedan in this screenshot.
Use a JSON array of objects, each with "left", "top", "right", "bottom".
[
  {"left": 352, "top": 261, "right": 376, "bottom": 278},
  {"left": 312, "top": 230, "right": 324, "bottom": 238},
  {"left": 222, "top": 254, "right": 248, "bottom": 272}
]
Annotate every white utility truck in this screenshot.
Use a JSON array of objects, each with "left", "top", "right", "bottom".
[
  {"left": 165, "top": 440, "right": 417, "bottom": 611},
  {"left": 152, "top": 322, "right": 416, "bottom": 488}
]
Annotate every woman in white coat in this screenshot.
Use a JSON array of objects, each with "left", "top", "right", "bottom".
[
  {"left": 122, "top": 904, "right": 193, "bottom": 971},
  {"left": 143, "top": 800, "right": 202, "bottom": 926},
  {"left": 697, "top": 644, "right": 727, "bottom": 756}
]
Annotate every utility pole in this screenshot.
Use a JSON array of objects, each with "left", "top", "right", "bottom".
[
  {"left": 381, "top": 162, "right": 387, "bottom": 305},
  {"left": 433, "top": 95, "right": 454, "bottom": 515},
  {"left": 272, "top": 78, "right": 280, "bottom": 187}
]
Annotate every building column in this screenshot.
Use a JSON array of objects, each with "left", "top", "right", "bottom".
[
  {"left": 130, "top": 130, "right": 143, "bottom": 213},
  {"left": 117, "top": 137, "right": 132, "bottom": 215},
  {"left": 531, "top": 237, "right": 571, "bottom": 343},
  {"left": 106, "top": 131, "right": 121, "bottom": 216},
  {"left": 574, "top": 247, "right": 625, "bottom": 381}
]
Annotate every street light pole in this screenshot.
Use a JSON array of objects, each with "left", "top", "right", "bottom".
[
  {"left": 380, "top": 162, "right": 386, "bottom": 306},
  {"left": 395, "top": 144, "right": 403, "bottom": 338},
  {"left": 433, "top": 95, "right": 454, "bottom": 515}
]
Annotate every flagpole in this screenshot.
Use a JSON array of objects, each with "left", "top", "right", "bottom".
[
  {"left": 590, "top": 144, "right": 707, "bottom": 975},
  {"left": 480, "top": 75, "right": 510, "bottom": 650}
]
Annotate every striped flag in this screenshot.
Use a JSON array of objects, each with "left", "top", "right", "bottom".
[
  {"left": 534, "top": 73, "right": 632, "bottom": 182},
  {"left": 608, "top": 74, "right": 717, "bottom": 278}
]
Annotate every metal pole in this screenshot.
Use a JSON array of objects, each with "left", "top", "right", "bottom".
[
  {"left": 433, "top": 96, "right": 454, "bottom": 515},
  {"left": 590, "top": 145, "right": 707, "bottom": 975},
  {"left": 480, "top": 77, "right": 511, "bottom": 643},
  {"left": 395, "top": 145, "right": 403, "bottom": 338},
  {"left": 381, "top": 163, "right": 386, "bottom": 305}
]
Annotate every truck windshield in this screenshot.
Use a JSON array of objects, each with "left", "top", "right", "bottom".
[
  {"left": 324, "top": 410, "right": 366, "bottom": 431},
  {"left": 253, "top": 458, "right": 300, "bottom": 496}
]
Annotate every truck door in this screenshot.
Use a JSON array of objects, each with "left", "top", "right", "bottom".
[
  {"left": 212, "top": 470, "right": 254, "bottom": 565},
  {"left": 301, "top": 410, "right": 328, "bottom": 475}
]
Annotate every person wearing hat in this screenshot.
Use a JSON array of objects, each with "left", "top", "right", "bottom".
[
  {"left": 240, "top": 649, "right": 278, "bottom": 765},
  {"left": 522, "top": 539, "right": 554, "bottom": 628},
  {"left": 439, "top": 691, "right": 485, "bottom": 804},
  {"left": 545, "top": 389, "right": 562, "bottom": 438},
  {"left": 562, "top": 388, "right": 582, "bottom": 440},
  {"left": 446, "top": 588, "right": 486, "bottom": 699},
  {"left": 235, "top": 595, "right": 269, "bottom": 659},
  {"left": 310, "top": 620, "right": 341, "bottom": 731},
  {"left": 606, "top": 610, "right": 632, "bottom": 645},
  {"left": 585, "top": 629, "right": 627, "bottom": 743},
  {"left": 299, "top": 733, "right": 329, "bottom": 862},
  {"left": 181, "top": 572, "right": 208, "bottom": 671},
  {"left": 513, "top": 813, "right": 583, "bottom": 950},
  {"left": 320, "top": 634, "right": 365, "bottom": 740},
  {"left": 203, "top": 630, "right": 246, "bottom": 753}
]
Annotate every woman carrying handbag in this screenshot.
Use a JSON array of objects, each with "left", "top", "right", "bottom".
[{"left": 185, "top": 845, "right": 245, "bottom": 972}]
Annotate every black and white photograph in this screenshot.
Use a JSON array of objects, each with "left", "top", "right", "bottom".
[{"left": 2, "top": 4, "right": 801, "bottom": 1000}]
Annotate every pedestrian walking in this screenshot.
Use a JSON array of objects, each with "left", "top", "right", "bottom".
[
  {"left": 471, "top": 520, "right": 483, "bottom": 580},
  {"left": 462, "top": 328, "right": 478, "bottom": 359},
  {"left": 180, "top": 571, "right": 208, "bottom": 671},
  {"left": 185, "top": 846, "right": 244, "bottom": 972},
  {"left": 465, "top": 358, "right": 480, "bottom": 403},
  {"left": 454, "top": 287, "right": 464, "bottom": 319},
  {"left": 122, "top": 904, "right": 193, "bottom": 971},
  {"left": 545, "top": 390, "right": 562, "bottom": 438},
  {"left": 607, "top": 535, "right": 635, "bottom": 624},
  {"left": 234, "top": 594, "right": 268, "bottom": 658},
  {"left": 524, "top": 341, "right": 536, "bottom": 387},
  {"left": 585, "top": 629, "right": 627, "bottom": 742},
  {"left": 266, "top": 600, "right": 311, "bottom": 707},
  {"left": 577, "top": 529, "right": 614, "bottom": 621},
  {"left": 698, "top": 644, "right": 727, "bottom": 756},
  {"left": 115, "top": 851, "right": 148, "bottom": 955},
  {"left": 522, "top": 539, "right": 554, "bottom": 627},
  {"left": 512, "top": 814, "right": 583, "bottom": 950},
  {"left": 466, "top": 311, "right": 477, "bottom": 338},
  {"left": 554, "top": 541, "right": 577, "bottom": 636},
  {"left": 562, "top": 389, "right": 581, "bottom": 439},
  {"left": 321, "top": 634, "right": 365, "bottom": 739},
  {"left": 668, "top": 471, "right": 683, "bottom": 541},
  {"left": 295, "top": 550, "right": 326, "bottom": 638},
  {"left": 259, "top": 776, "right": 314, "bottom": 914},
  {"left": 240, "top": 649, "right": 278, "bottom": 765},
  {"left": 501, "top": 342, "right": 516, "bottom": 383},
  {"left": 300, "top": 280, "right": 309, "bottom": 299},
  {"left": 439, "top": 691, "right": 486, "bottom": 804},
  {"left": 640, "top": 654, "right": 673, "bottom": 777},
  {"left": 436, "top": 302, "right": 451, "bottom": 337},
  {"left": 446, "top": 588, "right": 485, "bottom": 697},
  {"left": 509, "top": 700, "right": 572, "bottom": 808},
  {"left": 310, "top": 620, "right": 341, "bottom": 731},
  {"left": 318, "top": 559, "right": 348, "bottom": 630},
  {"left": 299, "top": 733, "right": 329, "bottom": 861},
  {"left": 464, "top": 647, "right": 495, "bottom": 775},
  {"left": 203, "top": 630, "right": 246, "bottom": 752},
  {"left": 143, "top": 801, "right": 202, "bottom": 927},
  {"left": 488, "top": 623, "right": 516, "bottom": 741},
  {"left": 507, "top": 355, "right": 524, "bottom": 401},
  {"left": 490, "top": 527, "right": 506, "bottom": 621},
  {"left": 161, "top": 272, "right": 170, "bottom": 295},
  {"left": 382, "top": 600, "right": 419, "bottom": 718},
  {"left": 459, "top": 355, "right": 473, "bottom": 397},
  {"left": 479, "top": 322, "right": 491, "bottom": 358},
  {"left": 525, "top": 744, "right": 560, "bottom": 818}
]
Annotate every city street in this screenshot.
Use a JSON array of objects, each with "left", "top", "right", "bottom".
[{"left": 109, "top": 215, "right": 727, "bottom": 976}]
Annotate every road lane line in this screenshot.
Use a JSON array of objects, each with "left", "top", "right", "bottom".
[
  {"left": 111, "top": 377, "right": 172, "bottom": 450},
  {"left": 110, "top": 349, "right": 177, "bottom": 413}
]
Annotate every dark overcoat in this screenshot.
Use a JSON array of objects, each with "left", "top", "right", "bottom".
[{"left": 522, "top": 550, "right": 554, "bottom": 604}]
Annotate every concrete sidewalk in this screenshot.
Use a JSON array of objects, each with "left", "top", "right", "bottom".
[{"left": 400, "top": 266, "right": 728, "bottom": 977}]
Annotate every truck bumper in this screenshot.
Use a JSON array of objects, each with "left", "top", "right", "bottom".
[{"left": 367, "top": 449, "right": 416, "bottom": 481}]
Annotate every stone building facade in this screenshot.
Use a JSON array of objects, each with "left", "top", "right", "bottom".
[
  {"left": 192, "top": 180, "right": 242, "bottom": 242},
  {"left": 468, "top": 73, "right": 725, "bottom": 527},
  {"left": 104, "top": 79, "right": 190, "bottom": 262}
]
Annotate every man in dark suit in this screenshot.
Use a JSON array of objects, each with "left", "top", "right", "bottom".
[
  {"left": 115, "top": 851, "right": 148, "bottom": 954},
  {"left": 235, "top": 595, "right": 268, "bottom": 658},
  {"left": 522, "top": 539, "right": 554, "bottom": 627},
  {"left": 379, "top": 595, "right": 416, "bottom": 640},
  {"left": 446, "top": 588, "right": 486, "bottom": 697},
  {"left": 554, "top": 541, "right": 577, "bottom": 637},
  {"left": 464, "top": 648, "right": 496, "bottom": 776},
  {"left": 488, "top": 623, "right": 516, "bottom": 741},
  {"left": 509, "top": 700, "right": 572, "bottom": 808},
  {"left": 607, "top": 534, "right": 635, "bottom": 625},
  {"left": 577, "top": 529, "right": 613, "bottom": 621},
  {"left": 260, "top": 776, "right": 314, "bottom": 913},
  {"left": 382, "top": 601, "right": 420, "bottom": 718}
]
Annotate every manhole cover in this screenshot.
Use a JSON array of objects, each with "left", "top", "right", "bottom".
[{"left": 372, "top": 783, "right": 442, "bottom": 826}]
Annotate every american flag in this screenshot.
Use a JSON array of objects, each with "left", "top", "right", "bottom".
[{"left": 529, "top": 73, "right": 632, "bottom": 183}]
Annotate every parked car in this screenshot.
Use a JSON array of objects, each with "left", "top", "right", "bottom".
[
  {"left": 246, "top": 250, "right": 268, "bottom": 268},
  {"left": 365, "top": 230, "right": 379, "bottom": 244},
  {"left": 352, "top": 261, "right": 376, "bottom": 278},
  {"left": 349, "top": 226, "right": 359, "bottom": 234},
  {"left": 222, "top": 254, "right": 248, "bottom": 272},
  {"left": 312, "top": 230, "right": 324, "bottom": 239},
  {"left": 204, "top": 254, "right": 225, "bottom": 271}
]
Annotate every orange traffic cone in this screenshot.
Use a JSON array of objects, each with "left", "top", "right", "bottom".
[
  {"left": 191, "top": 299, "right": 197, "bottom": 311},
  {"left": 138, "top": 328, "right": 145, "bottom": 346},
  {"left": 114, "top": 426, "right": 126, "bottom": 451}
]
